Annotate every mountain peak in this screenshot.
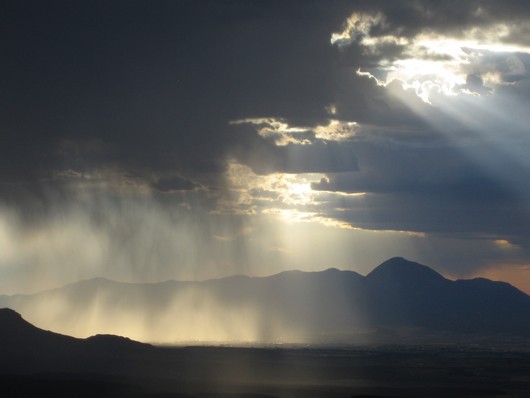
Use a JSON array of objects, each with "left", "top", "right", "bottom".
[
  {"left": 0, "top": 307, "right": 24, "bottom": 323},
  {"left": 0, "top": 308, "right": 37, "bottom": 333},
  {"left": 0, "top": 307, "right": 67, "bottom": 344},
  {"left": 367, "top": 257, "right": 446, "bottom": 284},
  {"left": 86, "top": 334, "right": 152, "bottom": 350},
  {"left": 322, "top": 267, "right": 341, "bottom": 273}
]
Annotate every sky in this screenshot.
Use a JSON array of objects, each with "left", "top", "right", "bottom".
[{"left": 1, "top": 0, "right": 530, "bottom": 295}]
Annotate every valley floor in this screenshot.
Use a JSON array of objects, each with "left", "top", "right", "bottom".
[{"left": 2, "top": 345, "right": 530, "bottom": 398}]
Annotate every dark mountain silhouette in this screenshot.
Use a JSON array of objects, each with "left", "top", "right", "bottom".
[
  {"left": 361, "top": 258, "right": 530, "bottom": 335},
  {"left": 0, "top": 307, "right": 151, "bottom": 375},
  {"left": 367, "top": 257, "right": 447, "bottom": 285},
  {"left": 0, "top": 307, "right": 79, "bottom": 361},
  {"left": 1, "top": 257, "right": 530, "bottom": 343}
]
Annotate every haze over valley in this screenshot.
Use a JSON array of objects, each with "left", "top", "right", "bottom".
[{"left": 2, "top": 258, "right": 529, "bottom": 345}]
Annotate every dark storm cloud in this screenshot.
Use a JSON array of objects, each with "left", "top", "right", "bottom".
[
  {"left": 332, "top": 70, "right": 437, "bottom": 127},
  {"left": 311, "top": 139, "right": 519, "bottom": 197},
  {"left": 0, "top": 0, "right": 352, "bottom": 187},
  {"left": 152, "top": 176, "right": 198, "bottom": 193},
  {"left": 233, "top": 139, "right": 359, "bottom": 175},
  {"left": 309, "top": 106, "right": 530, "bottom": 244},
  {"left": 1, "top": 0, "right": 530, "bottom": 284},
  {"left": 336, "top": 0, "right": 530, "bottom": 44},
  {"left": 314, "top": 175, "right": 530, "bottom": 240},
  {"left": 3, "top": 0, "right": 527, "bottom": 186}
]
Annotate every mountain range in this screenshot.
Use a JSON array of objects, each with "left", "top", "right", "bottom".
[{"left": 1, "top": 257, "right": 530, "bottom": 344}]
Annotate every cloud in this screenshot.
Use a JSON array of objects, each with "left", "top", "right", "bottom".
[
  {"left": 1, "top": 0, "right": 530, "bottom": 289},
  {"left": 317, "top": 3, "right": 530, "bottom": 252},
  {"left": 332, "top": 7, "right": 530, "bottom": 103},
  {"left": 331, "top": 12, "right": 386, "bottom": 48},
  {"left": 308, "top": 117, "right": 530, "bottom": 242},
  {"left": 152, "top": 176, "right": 199, "bottom": 193},
  {"left": 232, "top": 117, "right": 358, "bottom": 146},
  {"left": 230, "top": 118, "right": 315, "bottom": 146},
  {"left": 0, "top": 1, "right": 342, "bottom": 185}
]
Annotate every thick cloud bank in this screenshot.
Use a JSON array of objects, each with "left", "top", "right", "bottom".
[{"left": 1, "top": 1, "right": 529, "bottom": 293}]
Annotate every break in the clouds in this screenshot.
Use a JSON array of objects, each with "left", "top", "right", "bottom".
[
  {"left": 331, "top": 9, "right": 530, "bottom": 102},
  {"left": 1, "top": 1, "right": 530, "bottom": 294}
]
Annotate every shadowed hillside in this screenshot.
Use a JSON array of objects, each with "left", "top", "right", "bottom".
[{"left": 0, "top": 307, "right": 152, "bottom": 374}]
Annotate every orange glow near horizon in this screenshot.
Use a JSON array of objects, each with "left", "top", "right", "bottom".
[{"left": 477, "top": 265, "right": 530, "bottom": 295}]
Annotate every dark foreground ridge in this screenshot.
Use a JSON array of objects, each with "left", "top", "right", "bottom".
[
  {"left": 1, "top": 308, "right": 530, "bottom": 398},
  {"left": 0, "top": 307, "right": 152, "bottom": 371},
  {"left": 2, "top": 257, "right": 530, "bottom": 343}
]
